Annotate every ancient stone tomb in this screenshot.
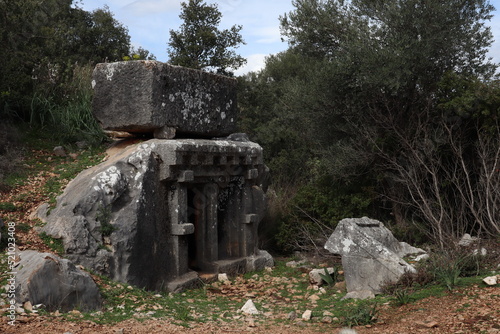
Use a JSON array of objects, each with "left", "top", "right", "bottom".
[{"left": 38, "top": 61, "right": 272, "bottom": 292}]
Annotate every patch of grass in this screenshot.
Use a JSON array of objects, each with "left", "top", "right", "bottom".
[
  {"left": 33, "top": 218, "right": 46, "bottom": 227},
  {"left": 2, "top": 125, "right": 107, "bottom": 203},
  {"left": 436, "top": 265, "right": 461, "bottom": 291},
  {"left": 319, "top": 266, "right": 340, "bottom": 286},
  {"left": 28, "top": 64, "right": 107, "bottom": 147},
  {"left": 44, "top": 178, "right": 63, "bottom": 206},
  {"left": 338, "top": 301, "right": 379, "bottom": 327},
  {"left": 96, "top": 205, "right": 116, "bottom": 237},
  {"left": 0, "top": 252, "right": 10, "bottom": 285},
  {"left": 39, "top": 232, "right": 64, "bottom": 254},
  {"left": 15, "top": 223, "right": 31, "bottom": 233},
  {"left": 409, "top": 282, "right": 449, "bottom": 300},
  {"left": 393, "top": 288, "right": 414, "bottom": 306},
  {"left": 0, "top": 202, "right": 17, "bottom": 212},
  {"left": 86, "top": 274, "right": 241, "bottom": 328},
  {"left": 1, "top": 251, "right": 492, "bottom": 331},
  {"left": 426, "top": 250, "right": 481, "bottom": 291},
  {"left": 455, "top": 302, "right": 472, "bottom": 312}
]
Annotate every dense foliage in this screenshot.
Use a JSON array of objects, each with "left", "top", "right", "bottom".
[
  {"left": 167, "top": 0, "right": 246, "bottom": 75},
  {"left": 240, "top": 0, "right": 500, "bottom": 250},
  {"left": 0, "top": 0, "right": 152, "bottom": 123}
]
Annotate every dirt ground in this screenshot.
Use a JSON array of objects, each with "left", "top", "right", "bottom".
[
  {"left": 1, "top": 282, "right": 499, "bottom": 333},
  {"left": 1, "top": 143, "right": 499, "bottom": 334}
]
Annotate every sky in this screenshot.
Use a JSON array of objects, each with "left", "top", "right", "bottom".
[{"left": 79, "top": 0, "right": 500, "bottom": 76}]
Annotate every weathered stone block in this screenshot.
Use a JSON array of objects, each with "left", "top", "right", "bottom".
[
  {"left": 92, "top": 60, "right": 238, "bottom": 137},
  {"left": 37, "top": 138, "right": 270, "bottom": 291},
  {"left": 324, "top": 217, "right": 426, "bottom": 295},
  {"left": 15, "top": 250, "right": 102, "bottom": 312}
]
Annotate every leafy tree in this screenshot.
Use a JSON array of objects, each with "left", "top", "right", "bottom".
[
  {"left": 69, "top": 5, "right": 131, "bottom": 64},
  {"left": 242, "top": 0, "right": 499, "bottom": 249},
  {"left": 0, "top": 0, "right": 136, "bottom": 118},
  {"left": 123, "top": 46, "right": 157, "bottom": 61},
  {"left": 167, "top": 0, "right": 246, "bottom": 75}
]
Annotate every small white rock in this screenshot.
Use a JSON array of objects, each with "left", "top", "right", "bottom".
[
  {"left": 483, "top": 276, "right": 498, "bottom": 286},
  {"left": 308, "top": 294, "right": 321, "bottom": 302},
  {"left": 53, "top": 146, "right": 67, "bottom": 157},
  {"left": 309, "top": 268, "right": 335, "bottom": 286},
  {"left": 338, "top": 329, "right": 358, "bottom": 334},
  {"left": 472, "top": 248, "right": 487, "bottom": 256},
  {"left": 241, "top": 299, "right": 259, "bottom": 315},
  {"left": 286, "top": 260, "right": 306, "bottom": 268},
  {"left": 218, "top": 273, "right": 230, "bottom": 283},
  {"left": 302, "top": 310, "right": 312, "bottom": 321},
  {"left": 341, "top": 290, "right": 375, "bottom": 300},
  {"left": 458, "top": 233, "right": 478, "bottom": 247},
  {"left": 23, "top": 301, "right": 33, "bottom": 311},
  {"left": 414, "top": 254, "right": 430, "bottom": 261}
]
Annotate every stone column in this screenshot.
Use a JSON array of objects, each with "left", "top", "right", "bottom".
[
  {"left": 241, "top": 185, "right": 262, "bottom": 257},
  {"left": 204, "top": 183, "right": 218, "bottom": 265},
  {"left": 168, "top": 184, "right": 193, "bottom": 277}
]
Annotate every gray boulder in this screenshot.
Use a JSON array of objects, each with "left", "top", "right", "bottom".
[
  {"left": 15, "top": 250, "right": 102, "bottom": 312},
  {"left": 324, "top": 217, "right": 425, "bottom": 296},
  {"left": 458, "top": 233, "right": 479, "bottom": 247},
  {"left": 92, "top": 61, "right": 238, "bottom": 137},
  {"left": 37, "top": 138, "right": 269, "bottom": 291}
]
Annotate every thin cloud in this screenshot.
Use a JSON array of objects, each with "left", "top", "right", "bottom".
[
  {"left": 251, "top": 26, "right": 281, "bottom": 44},
  {"left": 234, "top": 53, "right": 268, "bottom": 75},
  {"left": 123, "top": 0, "right": 180, "bottom": 16}
]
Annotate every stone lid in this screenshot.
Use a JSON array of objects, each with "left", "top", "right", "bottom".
[{"left": 92, "top": 61, "right": 238, "bottom": 138}]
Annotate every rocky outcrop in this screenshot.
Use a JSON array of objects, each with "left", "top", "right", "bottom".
[
  {"left": 324, "top": 217, "right": 426, "bottom": 296},
  {"left": 38, "top": 141, "right": 158, "bottom": 288},
  {"left": 15, "top": 250, "right": 102, "bottom": 312},
  {"left": 92, "top": 61, "right": 238, "bottom": 137},
  {"left": 36, "top": 61, "right": 272, "bottom": 293},
  {"left": 37, "top": 138, "right": 270, "bottom": 291}
]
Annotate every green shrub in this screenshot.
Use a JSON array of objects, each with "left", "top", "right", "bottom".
[
  {"left": 15, "top": 223, "right": 31, "bottom": 233},
  {"left": 319, "top": 266, "right": 340, "bottom": 286},
  {"left": 28, "top": 64, "right": 106, "bottom": 146},
  {"left": 339, "top": 302, "right": 379, "bottom": 327},
  {"left": 393, "top": 288, "right": 414, "bottom": 306},
  {"left": 426, "top": 249, "right": 481, "bottom": 291},
  {"left": 0, "top": 202, "right": 17, "bottom": 212},
  {"left": 274, "top": 175, "right": 376, "bottom": 252},
  {"left": 96, "top": 205, "right": 116, "bottom": 237}
]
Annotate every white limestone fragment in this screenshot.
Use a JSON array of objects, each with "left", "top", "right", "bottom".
[{"left": 240, "top": 299, "right": 259, "bottom": 315}]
